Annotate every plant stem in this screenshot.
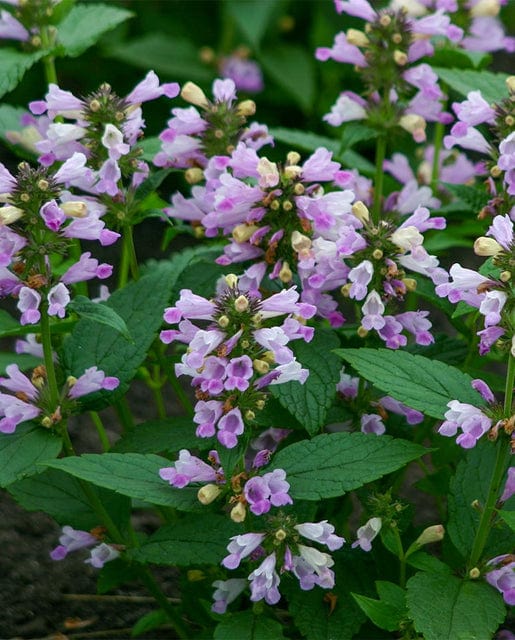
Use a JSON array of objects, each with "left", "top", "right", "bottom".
[
  {"left": 467, "top": 355, "right": 514, "bottom": 571},
  {"left": 430, "top": 120, "right": 445, "bottom": 192},
  {"left": 391, "top": 525, "right": 407, "bottom": 588},
  {"left": 39, "top": 26, "right": 58, "bottom": 86},
  {"left": 118, "top": 226, "right": 140, "bottom": 288},
  {"left": 40, "top": 304, "right": 59, "bottom": 406},
  {"left": 89, "top": 411, "right": 110, "bottom": 452},
  {"left": 138, "top": 568, "right": 190, "bottom": 638},
  {"left": 152, "top": 365, "right": 166, "bottom": 419},
  {"left": 114, "top": 396, "right": 136, "bottom": 432},
  {"left": 372, "top": 134, "right": 387, "bottom": 224}
]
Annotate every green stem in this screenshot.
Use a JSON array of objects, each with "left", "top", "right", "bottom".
[
  {"left": 39, "top": 26, "right": 58, "bottom": 86},
  {"left": 40, "top": 304, "right": 59, "bottom": 406},
  {"left": 138, "top": 568, "right": 189, "bottom": 638},
  {"left": 89, "top": 411, "right": 110, "bottom": 452},
  {"left": 152, "top": 365, "right": 166, "bottom": 419},
  {"left": 467, "top": 355, "right": 514, "bottom": 571},
  {"left": 118, "top": 226, "right": 140, "bottom": 288},
  {"left": 391, "top": 526, "right": 407, "bottom": 588},
  {"left": 114, "top": 396, "right": 136, "bottom": 432},
  {"left": 372, "top": 134, "right": 387, "bottom": 224},
  {"left": 430, "top": 120, "right": 445, "bottom": 192}
]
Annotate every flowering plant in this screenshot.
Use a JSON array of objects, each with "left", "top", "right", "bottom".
[{"left": 0, "top": 0, "right": 513, "bottom": 638}]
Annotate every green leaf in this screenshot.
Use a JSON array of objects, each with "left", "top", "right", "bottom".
[
  {"left": 429, "top": 47, "right": 491, "bottom": 70},
  {"left": 406, "top": 572, "right": 506, "bottom": 640},
  {"left": 62, "top": 251, "right": 205, "bottom": 408},
  {"left": 448, "top": 440, "right": 514, "bottom": 558},
  {"left": 270, "top": 432, "right": 426, "bottom": 500},
  {"left": 0, "top": 423, "right": 62, "bottom": 487},
  {"left": 105, "top": 33, "right": 213, "bottom": 83},
  {"left": 131, "top": 609, "right": 169, "bottom": 638},
  {"left": 271, "top": 329, "right": 341, "bottom": 435},
  {"left": 351, "top": 588, "right": 405, "bottom": 632},
  {"left": 0, "top": 352, "right": 41, "bottom": 374},
  {"left": 498, "top": 509, "right": 515, "bottom": 532},
  {"left": 269, "top": 127, "right": 375, "bottom": 175},
  {"left": 0, "top": 104, "right": 26, "bottom": 143},
  {"left": 225, "top": 0, "right": 278, "bottom": 50},
  {"left": 68, "top": 295, "right": 132, "bottom": 342},
  {"left": 8, "top": 468, "right": 130, "bottom": 530},
  {"left": 260, "top": 45, "right": 315, "bottom": 112},
  {"left": 433, "top": 67, "right": 510, "bottom": 104},
  {"left": 134, "top": 515, "right": 238, "bottom": 566},
  {"left": 0, "top": 48, "right": 45, "bottom": 99},
  {"left": 405, "top": 551, "right": 451, "bottom": 575},
  {"left": 335, "top": 348, "right": 484, "bottom": 420},
  {"left": 41, "top": 453, "right": 203, "bottom": 511},
  {"left": 214, "top": 611, "right": 286, "bottom": 640},
  {"left": 339, "top": 123, "right": 378, "bottom": 151},
  {"left": 443, "top": 183, "right": 490, "bottom": 212},
  {"left": 112, "top": 416, "right": 215, "bottom": 454},
  {"left": 56, "top": 4, "right": 134, "bottom": 57}
]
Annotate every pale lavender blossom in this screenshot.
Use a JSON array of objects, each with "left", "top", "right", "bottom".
[
  {"left": 84, "top": 543, "right": 120, "bottom": 568},
  {"left": 351, "top": 517, "right": 382, "bottom": 551},
  {"left": 360, "top": 413, "right": 386, "bottom": 435},
  {"left": 68, "top": 366, "right": 119, "bottom": 399},
  {"left": 211, "top": 579, "right": 247, "bottom": 614},
  {"left": 159, "top": 449, "right": 221, "bottom": 488},
  {"left": 222, "top": 533, "right": 265, "bottom": 569},
  {"left": 439, "top": 400, "right": 492, "bottom": 448},
  {"left": 50, "top": 526, "right": 97, "bottom": 561},
  {"left": 17, "top": 287, "right": 41, "bottom": 325},
  {"left": 485, "top": 555, "right": 515, "bottom": 606},
  {"left": 295, "top": 521, "right": 345, "bottom": 551},
  {"left": 500, "top": 467, "right": 515, "bottom": 503},
  {"left": 248, "top": 553, "right": 281, "bottom": 604},
  {"left": 244, "top": 469, "right": 292, "bottom": 515},
  {"left": 47, "top": 283, "right": 70, "bottom": 318}
]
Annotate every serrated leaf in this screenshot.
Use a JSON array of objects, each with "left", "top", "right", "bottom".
[
  {"left": 430, "top": 47, "right": 491, "bottom": 70},
  {"left": 335, "top": 348, "right": 484, "bottom": 420},
  {"left": 131, "top": 609, "right": 169, "bottom": 637},
  {"left": 0, "top": 422, "right": 62, "bottom": 487},
  {"left": 448, "top": 440, "right": 514, "bottom": 558},
  {"left": 443, "top": 183, "right": 490, "bottom": 212},
  {"left": 0, "top": 352, "right": 41, "bottom": 374},
  {"left": 0, "top": 48, "right": 45, "bottom": 99},
  {"left": 214, "top": 611, "right": 286, "bottom": 640},
  {"left": 8, "top": 468, "right": 130, "bottom": 530},
  {"left": 433, "top": 67, "right": 509, "bottom": 104},
  {"left": 271, "top": 329, "right": 341, "bottom": 435},
  {"left": 270, "top": 432, "right": 426, "bottom": 500},
  {"left": 105, "top": 33, "right": 213, "bottom": 83},
  {"left": 56, "top": 4, "right": 133, "bottom": 57},
  {"left": 68, "top": 295, "right": 132, "bottom": 342},
  {"left": 260, "top": 45, "right": 315, "bottom": 112},
  {"left": 498, "top": 509, "right": 515, "bottom": 532},
  {"left": 339, "top": 123, "right": 377, "bottom": 151},
  {"left": 269, "top": 127, "right": 375, "bottom": 175},
  {"left": 134, "top": 515, "right": 239, "bottom": 566},
  {"left": 112, "top": 416, "right": 215, "bottom": 454},
  {"left": 41, "top": 453, "right": 203, "bottom": 511},
  {"left": 62, "top": 250, "right": 210, "bottom": 409},
  {"left": 406, "top": 572, "right": 506, "bottom": 640},
  {"left": 225, "top": 0, "right": 278, "bottom": 50},
  {"left": 0, "top": 103, "right": 26, "bottom": 142}
]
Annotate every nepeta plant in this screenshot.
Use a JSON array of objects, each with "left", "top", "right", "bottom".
[{"left": 0, "top": 0, "right": 513, "bottom": 638}]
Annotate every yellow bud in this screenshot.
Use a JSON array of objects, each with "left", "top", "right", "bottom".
[
  {"left": 490, "top": 165, "right": 502, "bottom": 178},
  {"left": 500, "top": 271, "right": 511, "bottom": 282},
  {"left": 0, "top": 205, "right": 24, "bottom": 225},
  {"left": 37, "top": 179, "right": 49, "bottom": 190},
  {"left": 372, "top": 248, "right": 383, "bottom": 260},
  {"left": 351, "top": 200, "right": 370, "bottom": 223},
  {"left": 470, "top": 0, "right": 500, "bottom": 17},
  {"left": 399, "top": 114, "right": 426, "bottom": 142},
  {"left": 218, "top": 315, "right": 230, "bottom": 328},
  {"left": 236, "top": 100, "right": 256, "bottom": 117},
  {"left": 357, "top": 326, "right": 368, "bottom": 338},
  {"left": 230, "top": 502, "right": 247, "bottom": 523},
  {"left": 346, "top": 28, "right": 369, "bottom": 47},
  {"left": 340, "top": 283, "right": 352, "bottom": 297},
  {"left": 41, "top": 416, "right": 53, "bottom": 428},
  {"left": 89, "top": 99, "right": 101, "bottom": 112},
  {"left": 253, "top": 359, "right": 270, "bottom": 374},
  {"left": 469, "top": 567, "right": 481, "bottom": 579},
  {"left": 286, "top": 151, "right": 301, "bottom": 166},
  {"left": 393, "top": 50, "right": 408, "bottom": 66},
  {"left": 245, "top": 409, "right": 256, "bottom": 421},
  {"left": 380, "top": 14, "right": 392, "bottom": 26},
  {"left": 279, "top": 261, "right": 293, "bottom": 283},
  {"left": 181, "top": 81, "right": 209, "bottom": 108},
  {"left": 66, "top": 375, "right": 78, "bottom": 388},
  {"left": 224, "top": 274, "right": 239, "bottom": 288},
  {"left": 262, "top": 351, "right": 275, "bottom": 364},
  {"left": 187, "top": 569, "right": 205, "bottom": 582},
  {"left": 184, "top": 167, "right": 204, "bottom": 184},
  {"left": 402, "top": 278, "right": 417, "bottom": 292},
  {"left": 473, "top": 237, "right": 502, "bottom": 257},
  {"left": 293, "top": 183, "right": 305, "bottom": 195},
  {"left": 283, "top": 165, "right": 302, "bottom": 180},
  {"left": 61, "top": 201, "right": 88, "bottom": 218},
  {"left": 506, "top": 76, "right": 515, "bottom": 94},
  {"left": 197, "top": 484, "right": 221, "bottom": 505},
  {"left": 291, "top": 230, "right": 312, "bottom": 254},
  {"left": 234, "top": 294, "right": 249, "bottom": 312},
  {"left": 255, "top": 399, "right": 266, "bottom": 410},
  {"left": 232, "top": 223, "right": 258, "bottom": 243},
  {"left": 275, "top": 528, "right": 287, "bottom": 542},
  {"left": 282, "top": 200, "right": 293, "bottom": 212}
]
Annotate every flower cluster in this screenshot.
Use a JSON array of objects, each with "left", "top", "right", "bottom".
[
  {"left": 485, "top": 554, "right": 515, "bottom": 606},
  {"left": 0, "top": 156, "right": 118, "bottom": 324},
  {"left": 0, "top": 363, "right": 119, "bottom": 433},
  {"left": 215, "top": 516, "right": 345, "bottom": 608},
  {"left": 0, "top": 0, "right": 61, "bottom": 50},
  {"left": 160, "top": 272, "right": 314, "bottom": 449},
  {"left": 154, "top": 78, "right": 270, "bottom": 171}
]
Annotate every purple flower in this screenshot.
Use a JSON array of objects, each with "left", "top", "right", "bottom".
[
  {"left": 351, "top": 517, "right": 382, "bottom": 551},
  {"left": 211, "top": 579, "right": 247, "bottom": 614},
  {"left": 248, "top": 553, "right": 281, "bottom": 604},
  {"left": 50, "top": 526, "right": 97, "bottom": 561},
  {"left": 439, "top": 400, "right": 492, "bottom": 448},
  {"left": 159, "top": 449, "right": 220, "bottom": 488},
  {"left": 485, "top": 555, "right": 515, "bottom": 606},
  {"left": 292, "top": 545, "right": 336, "bottom": 590},
  {"left": 500, "top": 467, "right": 515, "bottom": 503},
  {"left": 244, "top": 469, "right": 292, "bottom": 515},
  {"left": 47, "top": 283, "right": 70, "bottom": 318},
  {"left": 17, "top": 287, "right": 41, "bottom": 325},
  {"left": 67, "top": 367, "right": 119, "bottom": 399},
  {"left": 222, "top": 533, "right": 265, "bottom": 569},
  {"left": 217, "top": 407, "right": 244, "bottom": 448},
  {"left": 295, "top": 521, "right": 345, "bottom": 551},
  {"left": 84, "top": 542, "right": 120, "bottom": 568}
]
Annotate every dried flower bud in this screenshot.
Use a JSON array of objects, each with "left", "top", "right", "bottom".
[
  {"left": 230, "top": 501, "right": 247, "bottom": 522},
  {"left": 279, "top": 261, "right": 293, "bottom": 283},
  {"left": 232, "top": 223, "right": 258, "bottom": 243},
  {"left": 473, "top": 237, "right": 502, "bottom": 257}
]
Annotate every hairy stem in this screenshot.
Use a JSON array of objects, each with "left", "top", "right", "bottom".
[{"left": 372, "top": 134, "right": 387, "bottom": 224}]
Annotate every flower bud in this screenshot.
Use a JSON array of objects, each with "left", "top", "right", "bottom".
[
  {"left": 286, "top": 151, "right": 301, "bottom": 165},
  {"left": 279, "top": 261, "right": 293, "bottom": 283},
  {"left": 490, "top": 165, "right": 502, "bottom": 178},
  {"left": 501, "top": 271, "right": 511, "bottom": 282},
  {"left": 181, "top": 82, "right": 209, "bottom": 108},
  {"left": 291, "top": 230, "right": 312, "bottom": 253},
  {"left": 61, "top": 201, "right": 88, "bottom": 218},
  {"left": 218, "top": 315, "right": 230, "bottom": 328},
  {"left": 66, "top": 375, "right": 78, "bottom": 388},
  {"left": 372, "top": 248, "right": 383, "bottom": 260},
  {"left": 379, "top": 14, "right": 392, "bottom": 26},
  {"left": 236, "top": 100, "right": 256, "bottom": 117},
  {"left": 340, "top": 283, "right": 352, "bottom": 297},
  {"left": 469, "top": 567, "right": 481, "bottom": 579},
  {"left": 0, "top": 205, "right": 24, "bottom": 225},
  {"left": 393, "top": 50, "right": 408, "bottom": 66},
  {"left": 357, "top": 326, "right": 368, "bottom": 338},
  {"left": 283, "top": 165, "right": 302, "bottom": 180},
  {"left": 184, "top": 167, "right": 204, "bottom": 184},
  {"left": 351, "top": 201, "right": 370, "bottom": 223},
  {"left": 470, "top": 0, "right": 500, "bottom": 17},
  {"left": 232, "top": 223, "right": 258, "bottom": 243},
  {"left": 224, "top": 274, "right": 238, "bottom": 289},
  {"left": 187, "top": 569, "right": 205, "bottom": 582},
  {"left": 399, "top": 114, "right": 426, "bottom": 142},
  {"left": 346, "top": 28, "right": 369, "bottom": 47},
  {"left": 197, "top": 484, "right": 221, "bottom": 505},
  {"left": 230, "top": 501, "right": 247, "bottom": 522},
  {"left": 275, "top": 528, "right": 287, "bottom": 542},
  {"left": 253, "top": 359, "right": 270, "bottom": 374},
  {"left": 506, "top": 76, "right": 515, "bottom": 94},
  {"left": 234, "top": 294, "right": 249, "bottom": 312},
  {"left": 473, "top": 237, "right": 502, "bottom": 257},
  {"left": 414, "top": 525, "right": 445, "bottom": 547}
]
